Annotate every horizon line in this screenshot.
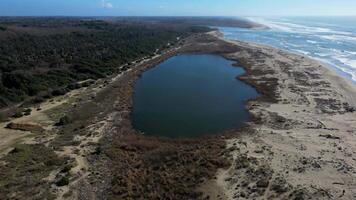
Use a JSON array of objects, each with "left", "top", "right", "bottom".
[{"left": 1, "top": 15, "right": 356, "bottom": 18}]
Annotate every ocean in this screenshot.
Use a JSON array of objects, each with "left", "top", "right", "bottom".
[{"left": 218, "top": 16, "right": 356, "bottom": 83}]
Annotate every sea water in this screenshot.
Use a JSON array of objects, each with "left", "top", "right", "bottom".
[{"left": 218, "top": 16, "right": 356, "bottom": 83}]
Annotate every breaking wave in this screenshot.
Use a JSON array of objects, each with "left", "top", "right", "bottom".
[{"left": 219, "top": 16, "right": 356, "bottom": 83}]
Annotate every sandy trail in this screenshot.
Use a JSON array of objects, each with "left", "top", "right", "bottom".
[
  {"left": 0, "top": 95, "right": 70, "bottom": 155},
  {"left": 2, "top": 31, "right": 355, "bottom": 200},
  {"left": 0, "top": 68, "right": 125, "bottom": 156},
  {"left": 206, "top": 32, "right": 356, "bottom": 199}
]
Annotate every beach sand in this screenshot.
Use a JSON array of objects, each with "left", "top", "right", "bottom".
[
  {"left": 1, "top": 30, "right": 355, "bottom": 200},
  {"left": 203, "top": 31, "right": 356, "bottom": 199}
]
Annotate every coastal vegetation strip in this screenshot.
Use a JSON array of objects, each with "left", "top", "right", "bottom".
[
  {"left": 0, "top": 18, "right": 211, "bottom": 110},
  {"left": 0, "top": 18, "right": 212, "bottom": 199},
  {"left": 0, "top": 17, "right": 355, "bottom": 200}
]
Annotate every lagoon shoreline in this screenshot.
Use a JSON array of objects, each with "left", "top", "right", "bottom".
[
  {"left": 207, "top": 31, "right": 356, "bottom": 199},
  {"left": 89, "top": 31, "right": 356, "bottom": 199},
  {"left": 1, "top": 30, "right": 356, "bottom": 199}
]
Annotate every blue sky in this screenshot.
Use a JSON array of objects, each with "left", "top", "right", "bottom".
[{"left": 1, "top": 0, "right": 356, "bottom": 16}]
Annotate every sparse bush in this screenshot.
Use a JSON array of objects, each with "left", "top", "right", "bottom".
[
  {"left": 0, "top": 97, "right": 7, "bottom": 108},
  {"left": 12, "top": 111, "right": 23, "bottom": 118},
  {"left": 23, "top": 108, "right": 32, "bottom": 116},
  {"left": 92, "top": 146, "right": 101, "bottom": 155},
  {"left": 51, "top": 88, "right": 67, "bottom": 96},
  {"left": 0, "top": 144, "right": 65, "bottom": 198},
  {"left": 33, "top": 96, "right": 45, "bottom": 103},
  {"left": 67, "top": 83, "right": 81, "bottom": 90},
  {"left": 60, "top": 165, "right": 72, "bottom": 173},
  {"left": 56, "top": 176, "right": 69, "bottom": 187},
  {"left": 56, "top": 115, "right": 72, "bottom": 126}
]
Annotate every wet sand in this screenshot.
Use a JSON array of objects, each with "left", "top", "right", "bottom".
[
  {"left": 1, "top": 30, "right": 355, "bottom": 199},
  {"left": 87, "top": 31, "right": 356, "bottom": 199},
  {"left": 207, "top": 31, "right": 356, "bottom": 200}
]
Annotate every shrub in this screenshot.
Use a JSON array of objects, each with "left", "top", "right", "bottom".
[
  {"left": 2, "top": 71, "right": 33, "bottom": 91},
  {"left": 92, "top": 146, "right": 101, "bottom": 155},
  {"left": 56, "top": 176, "right": 69, "bottom": 187},
  {"left": 33, "top": 96, "right": 45, "bottom": 103},
  {"left": 0, "top": 144, "right": 65, "bottom": 198},
  {"left": 56, "top": 115, "right": 72, "bottom": 126},
  {"left": 12, "top": 111, "right": 23, "bottom": 118},
  {"left": 0, "top": 97, "right": 8, "bottom": 108},
  {"left": 67, "top": 83, "right": 81, "bottom": 90},
  {"left": 23, "top": 108, "right": 32, "bottom": 116},
  {"left": 60, "top": 165, "right": 72, "bottom": 173},
  {"left": 51, "top": 88, "right": 67, "bottom": 96}
]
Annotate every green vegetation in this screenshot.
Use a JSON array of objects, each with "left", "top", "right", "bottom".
[
  {"left": 56, "top": 115, "right": 72, "bottom": 126},
  {"left": 0, "top": 18, "right": 210, "bottom": 108},
  {"left": 12, "top": 111, "right": 24, "bottom": 118},
  {"left": 0, "top": 144, "right": 65, "bottom": 199},
  {"left": 55, "top": 176, "right": 69, "bottom": 187},
  {"left": 0, "top": 17, "right": 215, "bottom": 199},
  {"left": 60, "top": 164, "right": 72, "bottom": 173},
  {"left": 10, "top": 108, "right": 32, "bottom": 118},
  {"left": 23, "top": 108, "right": 32, "bottom": 116}
]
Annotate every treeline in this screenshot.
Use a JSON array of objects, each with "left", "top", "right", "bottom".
[{"left": 0, "top": 19, "right": 211, "bottom": 108}]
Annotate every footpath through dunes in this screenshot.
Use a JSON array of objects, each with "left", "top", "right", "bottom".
[
  {"left": 1, "top": 29, "right": 356, "bottom": 200},
  {"left": 83, "top": 31, "right": 356, "bottom": 200},
  {"left": 204, "top": 32, "right": 356, "bottom": 199}
]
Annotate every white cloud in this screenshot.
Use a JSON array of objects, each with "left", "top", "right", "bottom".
[{"left": 101, "top": 0, "right": 113, "bottom": 9}]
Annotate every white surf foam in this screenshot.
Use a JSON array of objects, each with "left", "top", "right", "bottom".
[
  {"left": 293, "top": 49, "right": 310, "bottom": 55},
  {"left": 307, "top": 40, "right": 318, "bottom": 44},
  {"left": 247, "top": 17, "right": 352, "bottom": 36},
  {"left": 321, "top": 35, "right": 356, "bottom": 43},
  {"left": 223, "top": 17, "right": 356, "bottom": 83}
]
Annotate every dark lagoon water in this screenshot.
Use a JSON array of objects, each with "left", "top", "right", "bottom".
[{"left": 132, "top": 54, "right": 259, "bottom": 138}]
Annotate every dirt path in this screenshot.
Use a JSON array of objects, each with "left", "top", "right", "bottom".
[
  {"left": 0, "top": 96, "right": 70, "bottom": 155},
  {"left": 208, "top": 32, "right": 356, "bottom": 199},
  {"left": 0, "top": 39, "right": 188, "bottom": 199},
  {"left": 3, "top": 31, "right": 355, "bottom": 200},
  {"left": 0, "top": 52, "right": 153, "bottom": 157}
]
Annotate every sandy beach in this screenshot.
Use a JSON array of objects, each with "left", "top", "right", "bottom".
[
  {"left": 85, "top": 31, "right": 356, "bottom": 199},
  {"left": 206, "top": 31, "right": 356, "bottom": 199},
  {"left": 1, "top": 30, "right": 356, "bottom": 199}
]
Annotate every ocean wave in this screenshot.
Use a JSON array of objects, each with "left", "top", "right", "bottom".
[
  {"left": 293, "top": 49, "right": 310, "bottom": 55},
  {"left": 288, "top": 43, "right": 303, "bottom": 48},
  {"left": 313, "top": 57, "right": 356, "bottom": 82},
  {"left": 246, "top": 17, "right": 352, "bottom": 36},
  {"left": 337, "top": 66, "right": 356, "bottom": 82},
  {"left": 321, "top": 35, "right": 356, "bottom": 42},
  {"left": 315, "top": 52, "right": 330, "bottom": 57},
  {"left": 306, "top": 40, "right": 318, "bottom": 44},
  {"left": 336, "top": 65, "right": 356, "bottom": 82},
  {"left": 334, "top": 56, "right": 356, "bottom": 69},
  {"left": 220, "top": 17, "right": 356, "bottom": 83},
  {"left": 345, "top": 51, "right": 356, "bottom": 55}
]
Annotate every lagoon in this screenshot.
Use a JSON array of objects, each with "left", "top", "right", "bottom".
[{"left": 132, "top": 54, "right": 259, "bottom": 138}]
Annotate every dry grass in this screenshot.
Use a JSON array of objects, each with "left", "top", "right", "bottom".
[{"left": 104, "top": 133, "right": 229, "bottom": 199}]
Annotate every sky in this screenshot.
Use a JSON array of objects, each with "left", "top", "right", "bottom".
[{"left": 1, "top": 0, "right": 356, "bottom": 16}]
